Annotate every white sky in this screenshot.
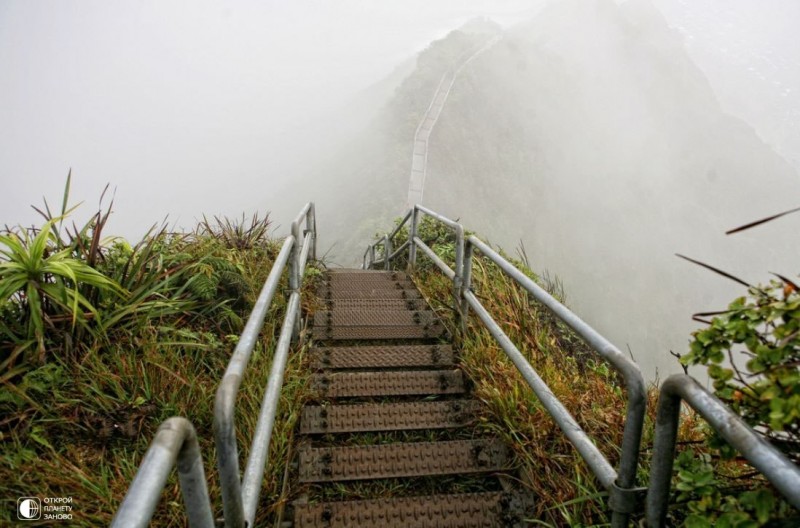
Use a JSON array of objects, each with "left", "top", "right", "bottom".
[{"left": 0, "top": 0, "right": 536, "bottom": 238}]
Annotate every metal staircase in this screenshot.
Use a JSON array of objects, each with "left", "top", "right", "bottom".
[
  {"left": 111, "top": 202, "right": 800, "bottom": 528},
  {"left": 293, "top": 268, "right": 527, "bottom": 527}
]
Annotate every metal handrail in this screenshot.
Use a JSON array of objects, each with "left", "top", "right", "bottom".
[
  {"left": 646, "top": 374, "right": 800, "bottom": 526},
  {"left": 111, "top": 418, "right": 214, "bottom": 528},
  {"left": 364, "top": 204, "right": 644, "bottom": 527},
  {"left": 215, "top": 202, "right": 315, "bottom": 528}
]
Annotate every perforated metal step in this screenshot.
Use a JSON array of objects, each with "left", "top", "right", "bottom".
[
  {"left": 298, "top": 438, "right": 509, "bottom": 482},
  {"left": 316, "top": 288, "right": 421, "bottom": 300},
  {"left": 314, "top": 310, "right": 440, "bottom": 328},
  {"left": 300, "top": 400, "right": 480, "bottom": 434},
  {"left": 327, "top": 269, "right": 403, "bottom": 275},
  {"left": 312, "top": 323, "right": 446, "bottom": 340},
  {"left": 293, "top": 492, "right": 526, "bottom": 527},
  {"left": 321, "top": 298, "right": 427, "bottom": 311},
  {"left": 311, "top": 370, "right": 464, "bottom": 398},
  {"left": 324, "top": 271, "right": 408, "bottom": 282},
  {"left": 309, "top": 344, "right": 454, "bottom": 370},
  {"left": 318, "top": 280, "right": 416, "bottom": 291}
]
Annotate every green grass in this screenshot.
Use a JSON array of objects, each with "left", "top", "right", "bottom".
[{"left": 0, "top": 185, "right": 317, "bottom": 526}]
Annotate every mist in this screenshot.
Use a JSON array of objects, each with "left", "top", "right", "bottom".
[{"left": 3, "top": 0, "right": 798, "bottom": 382}]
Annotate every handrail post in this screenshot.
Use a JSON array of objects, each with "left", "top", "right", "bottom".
[
  {"left": 453, "top": 224, "right": 465, "bottom": 319},
  {"left": 307, "top": 203, "right": 316, "bottom": 262},
  {"left": 370, "top": 245, "right": 376, "bottom": 269},
  {"left": 408, "top": 206, "right": 419, "bottom": 270},
  {"left": 112, "top": 418, "right": 214, "bottom": 528},
  {"left": 290, "top": 220, "right": 301, "bottom": 341},
  {"left": 646, "top": 374, "right": 800, "bottom": 527},
  {"left": 461, "top": 242, "right": 474, "bottom": 319},
  {"left": 384, "top": 235, "right": 392, "bottom": 270}
]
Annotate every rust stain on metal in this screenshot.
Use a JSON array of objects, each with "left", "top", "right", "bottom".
[
  {"left": 309, "top": 344, "right": 454, "bottom": 370},
  {"left": 311, "top": 370, "right": 464, "bottom": 398},
  {"left": 298, "top": 439, "right": 509, "bottom": 482},
  {"left": 300, "top": 400, "right": 480, "bottom": 434}
]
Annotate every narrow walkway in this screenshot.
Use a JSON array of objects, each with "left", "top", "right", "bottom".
[
  {"left": 406, "top": 35, "right": 501, "bottom": 208},
  {"left": 291, "top": 269, "right": 529, "bottom": 527}
]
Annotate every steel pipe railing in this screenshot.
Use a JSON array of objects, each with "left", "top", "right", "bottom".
[
  {"left": 646, "top": 374, "right": 800, "bottom": 526},
  {"left": 215, "top": 202, "right": 315, "bottom": 528},
  {"left": 364, "top": 204, "right": 644, "bottom": 526},
  {"left": 111, "top": 418, "right": 214, "bottom": 528}
]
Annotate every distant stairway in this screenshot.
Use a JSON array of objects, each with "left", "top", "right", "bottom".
[{"left": 291, "top": 269, "right": 531, "bottom": 527}]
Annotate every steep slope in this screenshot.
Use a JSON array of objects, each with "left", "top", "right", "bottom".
[{"left": 285, "top": 0, "right": 798, "bottom": 379}]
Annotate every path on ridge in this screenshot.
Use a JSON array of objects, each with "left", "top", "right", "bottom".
[{"left": 406, "top": 36, "right": 501, "bottom": 208}]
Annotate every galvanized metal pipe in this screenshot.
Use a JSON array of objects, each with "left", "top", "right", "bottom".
[
  {"left": 413, "top": 236, "right": 455, "bottom": 280},
  {"left": 214, "top": 236, "right": 294, "bottom": 528},
  {"left": 646, "top": 374, "right": 800, "bottom": 527},
  {"left": 453, "top": 224, "right": 465, "bottom": 315},
  {"left": 241, "top": 292, "right": 301, "bottom": 525},
  {"left": 112, "top": 418, "right": 214, "bottom": 528},
  {"left": 307, "top": 203, "right": 317, "bottom": 261},
  {"left": 388, "top": 209, "right": 413, "bottom": 242},
  {"left": 384, "top": 235, "right": 392, "bottom": 270},
  {"left": 460, "top": 243, "right": 474, "bottom": 318},
  {"left": 466, "top": 235, "right": 646, "bottom": 521},
  {"left": 416, "top": 204, "right": 461, "bottom": 230},
  {"left": 464, "top": 290, "right": 619, "bottom": 488},
  {"left": 389, "top": 240, "right": 410, "bottom": 261},
  {"left": 408, "top": 207, "right": 419, "bottom": 269}
]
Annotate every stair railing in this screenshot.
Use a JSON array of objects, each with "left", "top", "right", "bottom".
[
  {"left": 111, "top": 418, "right": 214, "bottom": 528},
  {"left": 365, "top": 204, "right": 800, "bottom": 526},
  {"left": 364, "top": 204, "right": 646, "bottom": 527},
  {"left": 215, "top": 202, "right": 315, "bottom": 528},
  {"left": 646, "top": 374, "right": 800, "bottom": 526}
]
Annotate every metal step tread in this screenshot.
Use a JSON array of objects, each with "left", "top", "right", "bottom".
[
  {"left": 312, "top": 324, "right": 445, "bottom": 341},
  {"left": 317, "top": 280, "right": 416, "bottom": 292},
  {"left": 311, "top": 370, "right": 464, "bottom": 398},
  {"left": 320, "top": 298, "right": 428, "bottom": 311},
  {"left": 300, "top": 400, "right": 481, "bottom": 434},
  {"left": 298, "top": 438, "right": 509, "bottom": 482},
  {"left": 293, "top": 491, "right": 526, "bottom": 527},
  {"left": 314, "top": 310, "right": 440, "bottom": 328},
  {"left": 309, "top": 344, "right": 454, "bottom": 370},
  {"left": 324, "top": 272, "right": 409, "bottom": 282},
  {"left": 316, "top": 288, "right": 422, "bottom": 300},
  {"left": 326, "top": 269, "right": 406, "bottom": 275}
]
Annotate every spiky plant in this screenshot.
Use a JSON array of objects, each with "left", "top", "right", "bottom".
[{"left": 0, "top": 219, "right": 124, "bottom": 362}]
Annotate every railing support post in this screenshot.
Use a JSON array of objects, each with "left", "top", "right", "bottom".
[
  {"left": 290, "top": 220, "right": 301, "bottom": 342},
  {"left": 453, "top": 225, "right": 465, "bottom": 320},
  {"left": 408, "top": 207, "right": 419, "bottom": 270},
  {"left": 384, "top": 235, "right": 392, "bottom": 270},
  {"left": 307, "top": 203, "right": 316, "bottom": 262},
  {"left": 461, "top": 242, "right": 473, "bottom": 319}
]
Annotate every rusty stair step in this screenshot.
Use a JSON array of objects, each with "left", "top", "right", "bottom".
[
  {"left": 311, "top": 370, "right": 464, "bottom": 398},
  {"left": 320, "top": 298, "right": 428, "bottom": 311},
  {"left": 316, "top": 288, "right": 421, "bottom": 300},
  {"left": 300, "top": 400, "right": 481, "bottom": 434},
  {"left": 293, "top": 491, "right": 527, "bottom": 527},
  {"left": 312, "top": 322, "right": 445, "bottom": 340},
  {"left": 326, "top": 269, "right": 403, "bottom": 275},
  {"left": 317, "top": 280, "right": 416, "bottom": 291},
  {"left": 324, "top": 271, "right": 409, "bottom": 282},
  {"left": 314, "top": 310, "right": 440, "bottom": 327},
  {"left": 309, "top": 344, "right": 454, "bottom": 370},
  {"left": 298, "top": 438, "right": 509, "bottom": 482}
]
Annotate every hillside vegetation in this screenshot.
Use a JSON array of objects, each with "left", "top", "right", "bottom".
[{"left": 0, "top": 182, "right": 313, "bottom": 525}]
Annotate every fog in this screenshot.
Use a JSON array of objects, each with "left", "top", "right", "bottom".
[
  {"left": 2, "top": 0, "right": 798, "bottom": 381},
  {"left": 1, "top": 0, "right": 534, "bottom": 236}
]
